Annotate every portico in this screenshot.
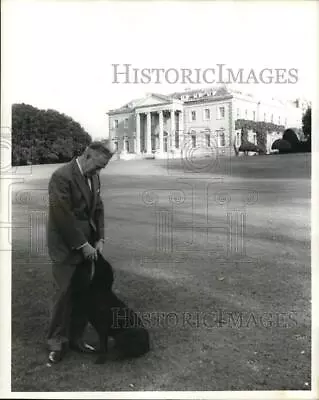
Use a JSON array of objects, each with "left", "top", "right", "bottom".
[
  {"left": 108, "top": 93, "right": 183, "bottom": 159},
  {"left": 134, "top": 106, "right": 183, "bottom": 156}
]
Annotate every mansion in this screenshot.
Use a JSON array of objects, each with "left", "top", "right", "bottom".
[{"left": 106, "top": 87, "right": 307, "bottom": 158}]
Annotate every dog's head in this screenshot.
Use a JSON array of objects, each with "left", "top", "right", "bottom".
[
  {"left": 114, "top": 327, "right": 150, "bottom": 359},
  {"left": 91, "top": 254, "right": 114, "bottom": 291}
]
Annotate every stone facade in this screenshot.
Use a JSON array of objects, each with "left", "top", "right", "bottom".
[{"left": 107, "top": 88, "right": 306, "bottom": 158}]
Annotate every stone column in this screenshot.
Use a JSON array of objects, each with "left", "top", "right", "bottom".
[
  {"left": 146, "top": 112, "right": 152, "bottom": 154},
  {"left": 158, "top": 110, "right": 164, "bottom": 153},
  {"left": 170, "top": 109, "right": 175, "bottom": 149},
  {"left": 179, "top": 110, "right": 184, "bottom": 152},
  {"left": 135, "top": 113, "right": 141, "bottom": 154},
  {"left": 122, "top": 137, "right": 127, "bottom": 153}
]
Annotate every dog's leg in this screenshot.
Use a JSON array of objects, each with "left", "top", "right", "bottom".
[{"left": 94, "top": 332, "right": 108, "bottom": 364}]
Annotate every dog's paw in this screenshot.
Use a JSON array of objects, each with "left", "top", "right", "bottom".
[{"left": 94, "top": 355, "right": 107, "bottom": 364}]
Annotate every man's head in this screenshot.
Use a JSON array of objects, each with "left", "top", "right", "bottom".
[{"left": 79, "top": 141, "right": 114, "bottom": 176}]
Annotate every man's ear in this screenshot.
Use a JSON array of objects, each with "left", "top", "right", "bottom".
[{"left": 85, "top": 148, "right": 92, "bottom": 160}]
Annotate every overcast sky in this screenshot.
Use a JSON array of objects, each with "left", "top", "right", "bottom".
[{"left": 3, "top": 0, "right": 318, "bottom": 139}]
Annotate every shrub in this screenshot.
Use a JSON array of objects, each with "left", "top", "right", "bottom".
[
  {"left": 271, "top": 139, "right": 292, "bottom": 153},
  {"left": 282, "top": 128, "right": 300, "bottom": 150},
  {"left": 239, "top": 141, "right": 264, "bottom": 153}
]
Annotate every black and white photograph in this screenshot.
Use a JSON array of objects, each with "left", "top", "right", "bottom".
[{"left": 0, "top": 0, "right": 318, "bottom": 398}]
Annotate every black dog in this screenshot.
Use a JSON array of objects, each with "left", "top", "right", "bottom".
[{"left": 87, "top": 255, "right": 150, "bottom": 364}]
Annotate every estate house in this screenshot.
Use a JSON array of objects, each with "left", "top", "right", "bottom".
[{"left": 106, "top": 87, "right": 306, "bottom": 158}]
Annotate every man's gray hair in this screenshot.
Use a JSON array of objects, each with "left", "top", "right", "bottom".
[{"left": 87, "top": 141, "right": 114, "bottom": 157}]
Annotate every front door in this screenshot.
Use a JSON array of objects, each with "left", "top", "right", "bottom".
[
  {"left": 163, "top": 131, "right": 168, "bottom": 152},
  {"left": 151, "top": 136, "right": 156, "bottom": 152},
  {"left": 164, "top": 137, "right": 168, "bottom": 152}
]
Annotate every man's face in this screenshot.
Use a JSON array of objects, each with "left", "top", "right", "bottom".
[{"left": 84, "top": 151, "right": 112, "bottom": 176}]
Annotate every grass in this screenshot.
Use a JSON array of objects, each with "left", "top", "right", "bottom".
[{"left": 11, "top": 153, "right": 311, "bottom": 391}]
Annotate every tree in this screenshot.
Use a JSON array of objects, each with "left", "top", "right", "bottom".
[
  {"left": 302, "top": 107, "right": 311, "bottom": 142},
  {"left": 240, "top": 126, "right": 248, "bottom": 143},
  {"left": 12, "top": 103, "right": 92, "bottom": 165}
]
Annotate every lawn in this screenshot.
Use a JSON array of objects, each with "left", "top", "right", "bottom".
[{"left": 11, "top": 153, "right": 311, "bottom": 392}]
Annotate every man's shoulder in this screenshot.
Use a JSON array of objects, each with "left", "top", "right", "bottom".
[{"left": 50, "top": 160, "right": 75, "bottom": 181}]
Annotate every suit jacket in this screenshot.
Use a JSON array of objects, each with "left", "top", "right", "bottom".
[{"left": 47, "top": 158, "right": 105, "bottom": 267}]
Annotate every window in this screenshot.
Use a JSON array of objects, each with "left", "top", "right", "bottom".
[
  {"left": 204, "top": 108, "right": 211, "bottom": 120},
  {"left": 253, "top": 111, "right": 256, "bottom": 121},
  {"left": 219, "top": 131, "right": 225, "bottom": 146},
  {"left": 237, "top": 108, "right": 240, "bottom": 118},
  {"left": 192, "top": 135, "right": 196, "bottom": 148},
  {"left": 124, "top": 118, "right": 128, "bottom": 128},
  {"left": 205, "top": 134, "right": 211, "bottom": 147},
  {"left": 236, "top": 132, "right": 241, "bottom": 146},
  {"left": 191, "top": 111, "right": 196, "bottom": 121},
  {"left": 175, "top": 129, "right": 179, "bottom": 149},
  {"left": 114, "top": 119, "right": 119, "bottom": 128},
  {"left": 218, "top": 106, "right": 225, "bottom": 119}
]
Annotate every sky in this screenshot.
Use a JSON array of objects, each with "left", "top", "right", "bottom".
[{"left": 2, "top": 0, "right": 318, "bottom": 139}]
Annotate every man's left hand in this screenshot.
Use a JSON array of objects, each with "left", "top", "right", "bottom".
[{"left": 95, "top": 239, "right": 104, "bottom": 254}]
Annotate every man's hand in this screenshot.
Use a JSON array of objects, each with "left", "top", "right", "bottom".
[
  {"left": 95, "top": 239, "right": 104, "bottom": 254},
  {"left": 82, "top": 243, "right": 97, "bottom": 261}
]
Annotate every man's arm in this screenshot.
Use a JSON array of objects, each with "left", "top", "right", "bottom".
[
  {"left": 49, "top": 172, "right": 88, "bottom": 250},
  {"left": 94, "top": 175, "right": 105, "bottom": 241}
]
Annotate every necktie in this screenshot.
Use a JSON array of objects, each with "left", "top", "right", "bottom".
[
  {"left": 86, "top": 177, "right": 92, "bottom": 191},
  {"left": 83, "top": 174, "right": 92, "bottom": 191}
]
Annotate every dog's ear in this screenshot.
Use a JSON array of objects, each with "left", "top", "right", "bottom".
[{"left": 97, "top": 253, "right": 110, "bottom": 267}]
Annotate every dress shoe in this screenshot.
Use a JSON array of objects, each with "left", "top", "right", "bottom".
[
  {"left": 48, "top": 350, "right": 63, "bottom": 364},
  {"left": 69, "top": 340, "right": 96, "bottom": 354}
]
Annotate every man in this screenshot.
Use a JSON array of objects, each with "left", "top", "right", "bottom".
[{"left": 46, "top": 141, "right": 113, "bottom": 363}]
